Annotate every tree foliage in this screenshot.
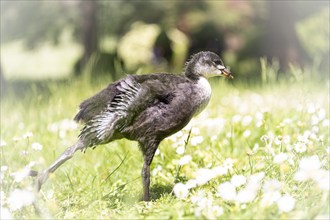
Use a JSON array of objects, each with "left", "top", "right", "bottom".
[{"left": 1, "top": 0, "right": 329, "bottom": 79}]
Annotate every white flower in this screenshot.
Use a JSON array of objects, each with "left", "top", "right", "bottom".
[
  {"left": 151, "top": 165, "right": 162, "bottom": 176},
  {"left": 314, "top": 169, "right": 330, "bottom": 190},
  {"left": 190, "top": 190, "right": 206, "bottom": 204},
  {"left": 242, "top": 115, "right": 253, "bottom": 126},
  {"left": 262, "top": 179, "right": 281, "bottom": 193},
  {"left": 297, "top": 134, "right": 309, "bottom": 144},
  {"left": 256, "top": 122, "right": 263, "bottom": 127},
  {"left": 260, "top": 135, "right": 269, "bottom": 143},
  {"left": 231, "top": 175, "right": 247, "bottom": 188},
  {"left": 173, "top": 183, "right": 189, "bottom": 199},
  {"left": 326, "top": 147, "right": 330, "bottom": 154},
  {"left": 60, "top": 119, "right": 78, "bottom": 131},
  {"left": 10, "top": 167, "right": 30, "bottom": 182},
  {"left": 226, "top": 132, "right": 233, "bottom": 138},
  {"left": 27, "top": 161, "right": 37, "bottom": 168},
  {"left": 307, "top": 103, "right": 316, "bottom": 114},
  {"left": 12, "top": 136, "right": 21, "bottom": 142},
  {"left": 249, "top": 172, "right": 265, "bottom": 184},
  {"left": 1, "top": 165, "right": 8, "bottom": 172},
  {"left": 283, "top": 118, "right": 292, "bottom": 125},
  {"left": 318, "top": 108, "right": 326, "bottom": 120},
  {"left": 31, "top": 142, "right": 43, "bottom": 151},
  {"left": 253, "top": 143, "right": 259, "bottom": 152},
  {"left": 22, "top": 132, "right": 33, "bottom": 139},
  {"left": 322, "top": 119, "right": 329, "bottom": 127},
  {"left": 273, "top": 153, "right": 288, "bottom": 164},
  {"left": 216, "top": 182, "right": 236, "bottom": 201},
  {"left": 236, "top": 188, "right": 257, "bottom": 203},
  {"left": 195, "top": 168, "right": 215, "bottom": 185},
  {"left": 191, "top": 136, "right": 204, "bottom": 146},
  {"left": 277, "top": 195, "right": 295, "bottom": 213},
  {"left": 8, "top": 189, "right": 35, "bottom": 211},
  {"left": 0, "top": 140, "right": 7, "bottom": 147},
  {"left": 223, "top": 158, "right": 235, "bottom": 171},
  {"left": 255, "top": 112, "right": 263, "bottom": 121},
  {"left": 186, "top": 179, "right": 197, "bottom": 189},
  {"left": 178, "top": 155, "right": 192, "bottom": 165},
  {"left": 265, "top": 143, "right": 275, "bottom": 155},
  {"left": 274, "top": 136, "right": 282, "bottom": 145},
  {"left": 294, "top": 155, "right": 321, "bottom": 181},
  {"left": 244, "top": 173, "right": 264, "bottom": 194},
  {"left": 294, "top": 142, "right": 307, "bottom": 153},
  {"left": 243, "top": 130, "right": 251, "bottom": 138},
  {"left": 212, "top": 166, "right": 228, "bottom": 176},
  {"left": 311, "top": 115, "right": 319, "bottom": 125},
  {"left": 287, "top": 153, "right": 295, "bottom": 165},
  {"left": 176, "top": 146, "right": 185, "bottom": 155},
  {"left": 232, "top": 173, "right": 263, "bottom": 204},
  {"left": 232, "top": 115, "right": 242, "bottom": 123},
  {"left": 48, "top": 119, "right": 78, "bottom": 135},
  {"left": 282, "top": 135, "right": 291, "bottom": 144},
  {"left": 211, "top": 205, "right": 224, "bottom": 217},
  {"left": 312, "top": 126, "right": 319, "bottom": 134},
  {"left": 191, "top": 127, "right": 200, "bottom": 135},
  {"left": 196, "top": 196, "right": 212, "bottom": 209},
  {"left": 45, "top": 189, "right": 55, "bottom": 199},
  {"left": 194, "top": 207, "right": 203, "bottom": 218},
  {"left": 260, "top": 191, "right": 281, "bottom": 207}
]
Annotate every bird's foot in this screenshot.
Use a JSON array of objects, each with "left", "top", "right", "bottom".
[{"left": 36, "top": 170, "right": 49, "bottom": 192}]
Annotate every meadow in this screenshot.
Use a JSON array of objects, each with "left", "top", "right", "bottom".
[{"left": 0, "top": 69, "right": 329, "bottom": 219}]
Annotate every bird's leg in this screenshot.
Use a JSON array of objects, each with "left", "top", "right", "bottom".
[
  {"left": 37, "top": 140, "right": 85, "bottom": 191},
  {"left": 141, "top": 141, "right": 159, "bottom": 201},
  {"left": 142, "top": 160, "right": 150, "bottom": 201}
]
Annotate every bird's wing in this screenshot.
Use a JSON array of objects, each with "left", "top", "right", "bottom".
[{"left": 76, "top": 76, "right": 150, "bottom": 146}]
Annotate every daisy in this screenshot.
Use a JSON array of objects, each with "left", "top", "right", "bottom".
[
  {"left": 173, "top": 183, "right": 189, "bottom": 199},
  {"left": 277, "top": 195, "right": 295, "bottom": 213},
  {"left": 231, "top": 175, "right": 247, "bottom": 188},
  {"left": 8, "top": 189, "right": 35, "bottom": 211},
  {"left": 31, "top": 142, "right": 43, "bottom": 151},
  {"left": 216, "top": 182, "right": 236, "bottom": 201},
  {"left": 178, "top": 155, "right": 192, "bottom": 165}
]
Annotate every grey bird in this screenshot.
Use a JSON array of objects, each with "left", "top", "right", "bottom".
[{"left": 33, "top": 51, "right": 233, "bottom": 201}]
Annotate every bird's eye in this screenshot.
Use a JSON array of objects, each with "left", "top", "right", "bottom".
[{"left": 213, "top": 60, "right": 223, "bottom": 66}]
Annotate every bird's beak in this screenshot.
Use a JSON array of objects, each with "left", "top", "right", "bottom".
[
  {"left": 221, "top": 68, "right": 234, "bottom": 79},
  {"left": 216, "top": 64, "right": 234, "bottom": 79}
]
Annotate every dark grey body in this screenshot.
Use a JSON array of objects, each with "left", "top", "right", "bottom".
[
  {"left": 76, "top": 74, "right": 205, "bottom": 147},
  {"left": 33, "top": 51, "right": 232, "bottom": 201}
]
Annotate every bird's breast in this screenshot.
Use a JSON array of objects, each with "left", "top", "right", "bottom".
[{"left": 193, "top": 77, "right": 212, "bottom": 115}]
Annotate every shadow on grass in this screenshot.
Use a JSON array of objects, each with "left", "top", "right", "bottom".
[{"left": 150, "top": 183, "right": 173, "bottom": 201}]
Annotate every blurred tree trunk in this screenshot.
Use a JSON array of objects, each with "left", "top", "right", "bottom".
[
  {"left": 264, "top": 1, "right": 306, "bottom": 71},
  {"left": 76, "top": 0, "right": 98, "bottom": 75}
]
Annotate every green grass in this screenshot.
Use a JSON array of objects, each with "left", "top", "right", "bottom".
[{"left": 1, "top": 75, "right": 329, "bottom": 219}]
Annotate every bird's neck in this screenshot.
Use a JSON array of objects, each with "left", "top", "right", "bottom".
[
  {"left": 184, "top": 60, "right": 200, "bottom": 80},
  {"left": 192, "top": 77, "right": 212, "bottom": 116}
]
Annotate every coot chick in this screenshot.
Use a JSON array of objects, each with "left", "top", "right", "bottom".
[{"left": 35, "top": 51, "right": 233, "bottom": 201}]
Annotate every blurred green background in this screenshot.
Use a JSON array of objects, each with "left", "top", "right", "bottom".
[
  {"left": 0, "top": 0, "right": 329, "bottom": 87},
  {"left": 0, "top": 2, "right": 329, "bottom": 219}
]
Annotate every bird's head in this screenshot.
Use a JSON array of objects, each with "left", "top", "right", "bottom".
[{"left": 185, "top": 51, "right": 234, "bottom": 80}]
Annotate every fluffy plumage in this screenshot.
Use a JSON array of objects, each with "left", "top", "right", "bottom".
[{"left": 33, "top": 51, "right": 233, "bottom": 201}]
